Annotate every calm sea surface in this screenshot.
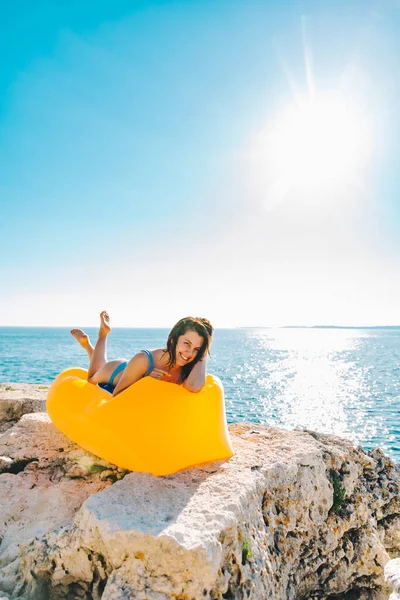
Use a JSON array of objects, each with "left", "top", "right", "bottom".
[{"left": 1, "top": 327, "right": 399, "bottom": 462}]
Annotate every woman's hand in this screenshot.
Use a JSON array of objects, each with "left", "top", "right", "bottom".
[
  {"left": 183, "top": 355, "right": 208, "bottom": 393},
  {"left": 149, "top": 369, "right": 172, "bottom": 382}
]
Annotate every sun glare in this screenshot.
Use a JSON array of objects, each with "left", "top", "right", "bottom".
[{"left": 271, "top": 92, "right": 371, "bottom": 188}]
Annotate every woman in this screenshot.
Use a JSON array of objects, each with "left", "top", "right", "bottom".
[{"left": 70, "top": 311, "right": 213, "bottom": 396}]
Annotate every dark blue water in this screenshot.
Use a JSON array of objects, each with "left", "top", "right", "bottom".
[{"left": 1, "top": 326, "right": 399, "bottom": 462}]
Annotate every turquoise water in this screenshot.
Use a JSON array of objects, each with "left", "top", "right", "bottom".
[{"left": 1, "top": 326, "right": 400, "bottom": 462}]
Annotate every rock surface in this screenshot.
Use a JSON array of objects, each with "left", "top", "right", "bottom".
[
  {"left": 0, "top": 383, "right": 47, "bottom": 433},
  {"left": 385, "top": 559, "right": 400, "bottom": 600},
  {"left": 0, "top": 384, "right": 399, "bottom": 600}
]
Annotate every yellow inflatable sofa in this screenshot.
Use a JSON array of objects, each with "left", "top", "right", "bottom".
[{"left": 47, "top": 368, "right": 234, "bottom": 476}]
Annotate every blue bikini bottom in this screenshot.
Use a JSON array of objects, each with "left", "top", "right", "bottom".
[
  {"left": 98, "top": 350, "right": 154, "bottom": 394},
  {"left": 98, "top": 362, "right": 128, "bottom": 394}
]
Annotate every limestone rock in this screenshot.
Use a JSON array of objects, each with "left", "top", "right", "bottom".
[
  {"left": 0, "top": 409, "right": 399, "bottom": 600},
  {"left": 385, "top": 558, "right": 400, "bottom": 600},
  {"left": 0, "top": 383, "right": 47, "bottom": 433},
  {"left": 383, "top": 518, "right": 400, "bottom": 558}
]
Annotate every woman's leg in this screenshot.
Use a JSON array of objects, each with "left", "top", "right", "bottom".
[
  {"left": 70, "top": 311, "right": 126, "bottom": 386},
  {"left": 70, "top": 329, "right": 94, "bottom": 359},
  {"left": 87, "top": 310, "right": 112, "bottom": 379}
]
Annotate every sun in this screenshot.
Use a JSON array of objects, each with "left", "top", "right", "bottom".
[{"left": 270, "top": 92, "right": 371, "bottom": 189}]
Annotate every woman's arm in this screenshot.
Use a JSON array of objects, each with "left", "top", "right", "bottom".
[
  {"left": 183, "top": 357, "right": 208, "bottom": 393},
  {"left": 112, "top": 352, "right": 149, "bottom": 397}
]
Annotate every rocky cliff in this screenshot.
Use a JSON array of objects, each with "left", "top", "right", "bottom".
[{"left": 0, "top": 384, "right": 399, "bottom": 600}]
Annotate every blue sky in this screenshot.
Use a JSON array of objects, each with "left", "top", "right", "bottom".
[{"left": 1, "top": 0, "right": 400, "bottom": 327}]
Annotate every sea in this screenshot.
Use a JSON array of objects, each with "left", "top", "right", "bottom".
[{"left": 1, "top": 326, "right": 399, "bottom": 463}]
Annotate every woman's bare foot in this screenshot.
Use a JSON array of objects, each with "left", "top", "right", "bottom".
[
  {"left": 99, "top": 310, "right": 111, "bottom": 337},
  {"left": 70, "top": 329, "right": 94, "bottom": 357}
]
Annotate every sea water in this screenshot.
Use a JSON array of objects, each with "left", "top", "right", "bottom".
[{"left": 1, "top": 326, "right": 399, "bottom": 462}]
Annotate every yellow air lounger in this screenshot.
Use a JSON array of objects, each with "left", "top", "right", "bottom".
[{"left": 47, "top": 368, "right": 234, "bottom": 476}]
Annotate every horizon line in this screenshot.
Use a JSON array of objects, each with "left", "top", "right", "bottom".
[{"left": 1, "top": 324, "right": 400, "bottom": 330}]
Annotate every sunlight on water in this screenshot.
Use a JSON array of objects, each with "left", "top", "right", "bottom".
[
  {"left": 216, "top": 328, "right": 400, "bottom": 461},
  {"left": 256, "top": 329, "right": 366, "bottom": 438}
]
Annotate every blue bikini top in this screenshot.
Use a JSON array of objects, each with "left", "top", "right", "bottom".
[{"left": 142, "top": 349, "right": 155, "bottom": 376}]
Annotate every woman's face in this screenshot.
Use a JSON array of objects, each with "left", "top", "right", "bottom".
[{"left": 175, "top": 329, "right": 204, "bottom": 367}]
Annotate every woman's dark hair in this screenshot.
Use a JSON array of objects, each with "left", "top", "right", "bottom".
[{"left": 165, "top": 316, "right": 213, "bottom": 383}]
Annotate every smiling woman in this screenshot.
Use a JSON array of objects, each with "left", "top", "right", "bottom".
[
  {"left": 48, "top": 312, "right": 227, "bottom": 475},
  {"left": 70, "top": 311, "right": 214, "bottom": 395}
]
